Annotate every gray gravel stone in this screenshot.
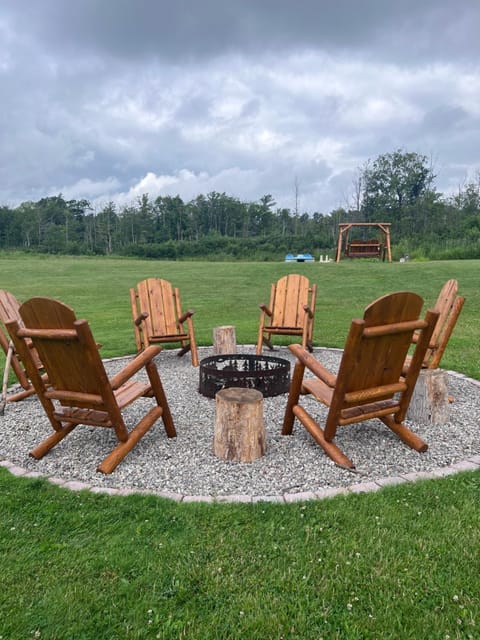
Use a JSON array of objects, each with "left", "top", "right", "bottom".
[{"left": 0, "top": 346, "right": 479, "bottom": 499}]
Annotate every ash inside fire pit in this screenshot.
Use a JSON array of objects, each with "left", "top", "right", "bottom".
[{"left": 199, "top": 354, "right": 290, "bottom": 398}]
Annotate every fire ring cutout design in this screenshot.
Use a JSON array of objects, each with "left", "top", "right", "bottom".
[{"left": 199, "top": 354, "right": 290, "bottom": 398}]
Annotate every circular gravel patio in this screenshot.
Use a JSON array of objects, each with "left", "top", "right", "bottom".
[{"left": 1, "top": 346, "right": 479, "bottom": 503}]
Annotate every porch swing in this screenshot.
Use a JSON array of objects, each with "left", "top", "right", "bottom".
[{"left": 335, "top": 223, "right": 392, "bottom": 262}]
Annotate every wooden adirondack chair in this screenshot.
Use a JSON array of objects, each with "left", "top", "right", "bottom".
[
  {"left": 6, "top": 297, "right": 176, "bottom": 474},
  {"left": 256, "top": 274, "right": 317, "bottom": 354},
  {"left": 0, "top": 289, "right": 47, "bottom": 404},
  {"left": 407, "top": 279, "right": 465, "bottom": 371},
  {"left": 130, "top": 278, "right": 198, "bottom": 367},
  {"left": 282, "top": 291, "right": 439, "bottom": 469}
]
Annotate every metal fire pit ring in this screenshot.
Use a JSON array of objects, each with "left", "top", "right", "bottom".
[{"left": 199, "top": 354, "right": 291, "bottom": 398}]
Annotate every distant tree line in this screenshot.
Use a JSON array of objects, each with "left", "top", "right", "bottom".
[{"left": 0, "top": 150, "right": 479, "bottom": 260}]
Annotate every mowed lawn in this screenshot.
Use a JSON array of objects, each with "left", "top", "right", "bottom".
[
  {"left": 0, "top": 254, "right": 478, "bottom": 377},
  {"left": 0, "top": 254, "right": 479, "bottom": 639}
]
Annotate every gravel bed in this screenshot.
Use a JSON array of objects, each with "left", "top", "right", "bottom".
[{"left": 1, "top": 346, "right": 479, "bottom": 497}]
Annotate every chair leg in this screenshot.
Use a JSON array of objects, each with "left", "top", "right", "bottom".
[
  {"left": 5, "top": 386, "right": 37, "bottom": 402},
  {"left": 177, "top": 342, "right": 192, "bottom": 357},
  {"left": 293, "top": 405, "right": 355, "bottom": 469},
  {"left": 176, "top": 321, "right": 198, "bottom": 366},
  {"left": 301, "top": 330, "right": 308, "bottom": 351},
  {"left": 305, "top": 326, "right": 314, "bottom": 352},
  {"left": 300, "top": 317, "right": 314, "bottom": 352},
  {"left": 256, "top": 319, "right": 265, "bottom": 355},
  {"left": 282, "top": 361, "right": 305, "bottom": 435},
  {"left": 146, "top": 361, "right": 176, "bottom": 438},
  {"left": 381, "top": 415, "right": 428, "bottom": 453},
  {"left": 187, "top": 317, "right": 199, "bottom": 367},
  {"left": 177, "top": 340, "right": 199, "bottom": 367},
  {"left": 263, "top": 335, "right": 274, "bottom": 350},
  {"left": 30, "top": 423, "right": 78, "bottom": 459},
  {"left": 97, "top": 406, "right": 163, "bottom": 474},
  {"left": 190, "top": 346, "right": 199, "bottom": 368}
]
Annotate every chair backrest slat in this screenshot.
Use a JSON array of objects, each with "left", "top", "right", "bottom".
[
  {"left": 6, "top": 295, "right": 176, "bottom": 473},
  {"left": 130, "top": 277, "right": 198, "bottom": 365},
  {"left": 337, "top": 292, "right": 425, "bottom": 400},
  {"left": 18, "top": 298, "right": 112, "bottom": 409},
  {"left": 0, "top": 289, "right": 44, "bottom": 392},
  {"left": 136, "top": 278, "right": 179, "bottom": 337},
  {"left": 272, "top": 274, "right": 311, "bottom": 328},
  {"left": 284, "top": 290, "right": 439, "bottom": 469},
  {"left": 427, "top": 279, "right": 465, "bottom": 368}
]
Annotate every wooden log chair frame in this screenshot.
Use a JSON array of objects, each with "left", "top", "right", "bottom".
[
  {"left": 6, "top": 297, "right": 176, "bottom": 474},
  {"left": 406, "top": 279, "right": 465, "bottom": 371},
  {"left": 130, "top": 278, "right": 199, "bottom": 367},
  {"left": 0, "top": 289, "right": 47, "bottom": 404},
  {"left": 256, "top": 274, "right": 317, "bottom": 355},
  {"left": 282, "top": 291, "right": 439, "bottom": 469}
]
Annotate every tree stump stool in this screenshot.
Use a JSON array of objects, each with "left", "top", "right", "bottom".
[
  {"left": 213, "top": 388, "right": 266, "bottom": 462},
  {"left": 407, "top": 368, "right": 449, "bottom": 425},
  {"left": 213, "top": 325, "right": 237, "bottom": 355}
]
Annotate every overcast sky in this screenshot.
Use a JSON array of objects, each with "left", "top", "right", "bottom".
[{"left": 1, "top": 1, "right": 479, "bottom": 214}]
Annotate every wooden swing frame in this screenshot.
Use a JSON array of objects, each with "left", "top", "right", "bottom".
[{"left": 335, "top": 222, "right": 392, "bottom": 263}]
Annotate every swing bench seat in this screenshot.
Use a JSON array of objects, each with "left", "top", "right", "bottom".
[{"left": 345, "top": 240, "right": 383, "bottom": 258}]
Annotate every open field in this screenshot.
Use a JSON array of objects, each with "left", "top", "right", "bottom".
[
  {"left": 0, "top": 254, "right": 478, "bottom": 377},
  {"left": 0, "top": 255, "right": 479, "bottom": 639}
]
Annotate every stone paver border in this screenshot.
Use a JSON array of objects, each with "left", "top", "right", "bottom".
[{"left": 1, "top": 455, "right": 479, "bottom": 504}]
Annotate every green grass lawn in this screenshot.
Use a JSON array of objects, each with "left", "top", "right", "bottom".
[
  {"left": 0, "top": 254, "right": 478, "bottom": 376},
  {"left": 0, "top": 254, "right": 479, "bottom": 639},
  {"left": 1, "top": 469, "right": 479, "bottom": 639}
]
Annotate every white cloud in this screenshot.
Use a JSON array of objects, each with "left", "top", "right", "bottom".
[
  {"left": 55, "top": 177, "right": 122, "bottom": 201},
  {"left": 105, "top": 168, "right": 261, "bottom": 209}
]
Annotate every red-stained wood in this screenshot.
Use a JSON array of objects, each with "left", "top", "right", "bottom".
[
  {"left": 282, "top": 291, "right": 439, "bottom": 469},
  {"left": 0, "top": 289, "right": 48, "bottom": 402},
  {"left": 256, "top": 274, "right": 317, "bottom": 354},
  {"left": 130, "top": 278, "right": 198, "bottom": 366},
  {"left": 405, "top": 279, "right": 465, "bottom": 372},
  {"left": 335, "top": 222, "right": 392, "bottom": 262},
  {"left": 7, "top": 296, "right": 176, "bottom": 474}
]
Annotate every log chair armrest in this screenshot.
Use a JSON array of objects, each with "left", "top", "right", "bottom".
[
  {"left": 178, "top": 309, "right": 195, "bottom": 324},
  {"left": 110, "top": 345, "right": 162, "bottom": 389},
  {"left": 134, "top": 312, "right": 149, "bottom": 327},
  {"left": 289, "top": 344, "right": 337, "bottom": 388},
  {"left": 259, "top": 304, "right": 273, "bottom": 317},
  {"left": 303, "top": 304, "right": 314, "bottom": 319}
]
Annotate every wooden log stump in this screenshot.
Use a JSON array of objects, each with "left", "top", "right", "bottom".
[
  {"left": 213, "top": 388, "right": 266, "bottom": 462},
  {"left": 407, "top": 368, "right": 449, "bottom": 425},
  {"left": 213, "top": 325, "right": 236, "bottom": 355}
]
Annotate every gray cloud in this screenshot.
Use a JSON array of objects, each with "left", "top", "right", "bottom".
[
  {"left": 1, "top": 1, "right": 479, "bottom": 212},
  {"left": 7, "top": 0, "right": 479, "bottom": 63}
]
